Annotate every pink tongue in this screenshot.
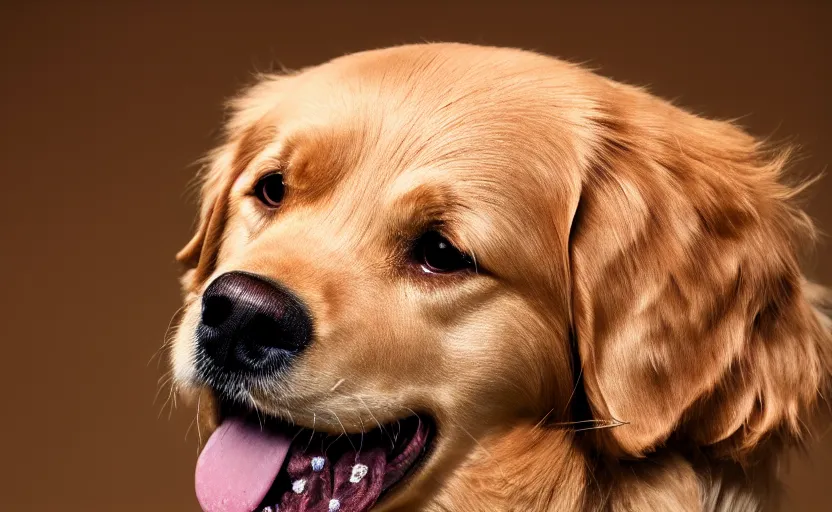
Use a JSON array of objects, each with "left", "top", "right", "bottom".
[{"left": 195, "top": 417, "right": 291, "bottom": 512}]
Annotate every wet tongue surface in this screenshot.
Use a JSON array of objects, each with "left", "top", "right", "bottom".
[
  {"left": 195, "top": 417, "right": 292, "bottom": 512},
  {"left": 195, "top": 416, "right": 429, "bottom": 512}
]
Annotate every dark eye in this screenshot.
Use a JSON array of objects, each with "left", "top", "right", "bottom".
[
  {"left": 253, "top": 173, "right": 285, "bottom": 208},
  {"left": 413, "top": 231, "right": 473, "bottom": 273}
]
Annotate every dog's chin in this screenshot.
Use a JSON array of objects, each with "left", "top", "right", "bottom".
[{"left": 191, "top": 390, "right": 436, "bottom": 512}]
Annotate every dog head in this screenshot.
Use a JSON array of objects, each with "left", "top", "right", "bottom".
[{"left": 170, "top": 43, "right": 830, "bottom": 511}]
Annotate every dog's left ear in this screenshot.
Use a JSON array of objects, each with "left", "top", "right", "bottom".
[
  {"left": 176, "top": 144, "right": 236, "bottom": 289},
  {"left": 176, "top": 123, "right": 276, "bottom": 291},
  {"left": 566, "top": 93, "right": 831, "bottom": 459},
  {"left": 176, "top": 75, "right": 286, "bottom": 291}
]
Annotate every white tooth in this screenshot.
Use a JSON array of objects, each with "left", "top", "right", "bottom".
[
  {"left": 311, "top": 456, "right": 325, "bottom": 472},
  {"left": 292, "top": 478, "right": 306, "bottom": 493},
  {"left": 328, "top": 499, "right": 341, "bottom": 512},
  {"left": 262, "top": 507, "right": 273, "bottom": 512},
  {"left": 349, "top": 463, "right": 369, "bottom": 483}
]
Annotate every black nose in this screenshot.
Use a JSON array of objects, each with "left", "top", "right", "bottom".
[{"left": 196, "top": 271, "right": 313, "bottom": 376}]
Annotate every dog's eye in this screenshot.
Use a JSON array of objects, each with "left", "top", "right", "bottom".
[
  {"left": 253, "top": 173, "right": 285, "bottom": 208},
  {"left": 413, "top": 231, "right": 473, "bottom": 273}
]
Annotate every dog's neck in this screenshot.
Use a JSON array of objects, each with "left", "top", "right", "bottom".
[
  {"left": 425, "top": 424, "right": 781, "bottom": 512},
  {"left": 427, "top": 425, "right": 586, "bottom": 511}
]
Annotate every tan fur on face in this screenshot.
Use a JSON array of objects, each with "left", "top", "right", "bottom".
[{"left": 171, "top": 43, "right": 832, "bottom": 511}]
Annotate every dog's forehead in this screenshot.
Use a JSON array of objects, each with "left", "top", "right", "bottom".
[
  {"left": 252, "top": 45, "right": 590, "bottom": 201},
  {"left": 226, "top": 45, "right": 592, "bottom": 269}
]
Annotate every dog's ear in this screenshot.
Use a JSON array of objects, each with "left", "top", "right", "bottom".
[
  {"left": 176, "top": 144, "right": 236, "bottom": 289},
  {"left": 567, "top": 93, "right": 831, "bottom": 458},
  {"left": 176, "top": 75, "right": 287, "bottom": 291},
  {"left": 176, "top": 124, "right": 275, "bottom": 290}
]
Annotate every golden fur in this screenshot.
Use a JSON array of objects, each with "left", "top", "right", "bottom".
[{"left": 170, "top": 43, "right": 832, "bottom": 511}]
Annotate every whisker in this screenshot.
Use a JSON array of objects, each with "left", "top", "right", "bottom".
[
  {"left": 149, "top": 304, "right": 188, "bottom": 367},
  {"left": 288, "top": 421, "right": 306, "bottom": 446},
  {"left": 288, "top": 428, "right": 303, "bottom": 442},
  {"left": 158, "top": 379, "right": 177, "bottom": 420},
  {"left": 354, "top": 394, "right": 394, "bottom": 450},
  {"left": 196, "top": 393, "right": 204, "bottom": 450},
  {"left": 184, "top": 415, "right": 197, "bottom": 442},
  {"left": 567, "top": 419, "right": 628, "bottom": 432},
  {"left": 324, "top": 433, "right": 344, "bottom": 457},
  {"left": 562, "top": 365, "right": 584, "bottom": 416},
  {"left": 153, "top": 373, "right": 174, "bottom": 407},
  {"left": 403, "top": 406, "right": 422, "bottom": 430},
  {"left": 247, "top": 393, "right": 265, "bottom": 432},
  {"left": 549, "top": 419, "right": 619, "bottom": 426},
  {"left": 329, "top": 409, "right": 357, "bottom": 452},
  {"left": 170, "top": 387, "right": 179, "bottom": 419},
  {"left": 534, "top": 408, "right": 557, "bottom": 430},
  {"left": 356, "top": 414, "right": 365, "bottom": 461},
  {"left": 304, "top": 413, "right": 317, "bottom": 453}
]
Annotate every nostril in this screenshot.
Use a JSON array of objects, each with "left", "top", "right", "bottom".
[{"left": 202, "top": 295, "right": 233, "bottom": 328}]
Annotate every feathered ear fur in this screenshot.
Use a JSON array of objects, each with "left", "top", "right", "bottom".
[
  {"left": 567, "top": 86, "right": 832, "bottom": 459},
  {"left": 176, "top": 146, "right": 233, "bottom": 276},
  {"left": 176, "top": 75, "right": 287, "bottom": 291}
]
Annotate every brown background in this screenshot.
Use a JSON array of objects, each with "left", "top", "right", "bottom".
[{"left": 1, "top": 1, "right": 829, "bottom": 511}]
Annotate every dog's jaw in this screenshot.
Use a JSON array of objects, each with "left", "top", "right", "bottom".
[{"left": 382, "top": 425, "right": 588, "bottom": 512}]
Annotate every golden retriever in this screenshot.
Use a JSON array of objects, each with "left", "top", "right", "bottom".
[{"left": 169, "top": 43, "right": 832, "bottom": 512}]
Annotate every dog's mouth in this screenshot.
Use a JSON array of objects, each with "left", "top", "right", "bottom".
[{"left": 194, "top": 401, "right": 435, "bottom": 512}]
